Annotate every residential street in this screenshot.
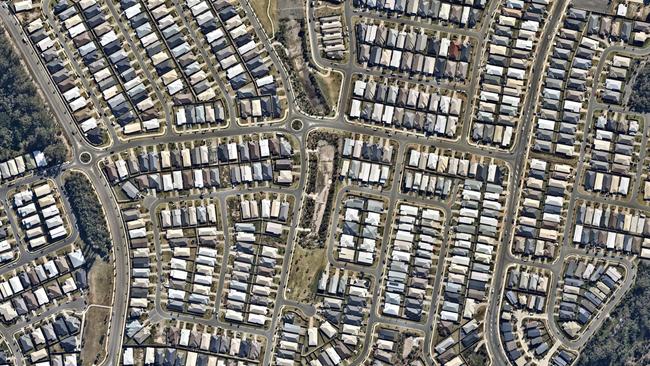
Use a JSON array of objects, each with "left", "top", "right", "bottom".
[{"left": 0, "top": 0, "right": 649, "bottom": 364}]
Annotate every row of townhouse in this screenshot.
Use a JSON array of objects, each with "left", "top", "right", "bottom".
[
  {"left": 557, "top": 258, "right": 623, "bottom": 338},
  {"left": 349, "top": 76, "right": 463, "bottom": 138},
  {"left": 23, "top": 16, "right": 105, "bottom": 142},
  {"left": 12, "top": 182, "right": 69, "bottom": 250},
  {"left": 17, "top": 313, "right": 81, "bottom": 366},
  {"left": 122, "top": 325, "right": 263, "bottom": 365},
  {"left": 339, "top": 137, "right": 394, "bottom": 188},
  {"left": 471, "top": 0, "right": 552, "bottom": 149},
  {"left": 352, "top": 0, "right": 488, "bottom": 28},
  {"left": 312, "top": 269, "right": 371, "bottom": 366},
  {"left": 381, "top": 204, "right": 443, "bottom": 322},
  {"left": 583, "top": 113, "right": 640, "bottom": 197},
  {"left": 356, "top": 21, "right": 472, "bottom": 80},
  {"left": 600, "top": 55, "right": 633, "bottom": 104},
  {"left": 532, "top": 8, "right": 603, "bottom": 157},
  {"left": 163, "top": 225, "right": 219, "bottom": 316},
  {"left": 103, "top": 135, "right": 296, "bottom": 199},
  {"left": 0, "top": 248, "right": 86, "bottom": 324},
  {"left": 53, "top": 0, "right": 161, "bottom": 134},
  {"left": 318, "top": 15, "right": 346, "bottom": 60},
  {"left": 573, "top": 202, "right": 650, "bottom": 257},
  {"left": 403, "top": 146, "right": 506, "bottom": 200},
  {"left": 336, "top": 196, "right": 385, "bottom": 266},
  {"left": 184, "top": 0, "right": 283, "bottom": 120},
  {"left": 511, "top": 159, "right": 573, "bottom": 261},
  {"left": 222, "top": 197, "right": 287, "bottom": 327}
]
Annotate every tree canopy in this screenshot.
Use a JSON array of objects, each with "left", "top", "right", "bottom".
[
  {"left": 577, "top": 262, "right": 650, "bottom": 366},
  {"left": 64, "top": 172, "right": 111, "bottom": 261},
  {"left": 629, "top": 64, "right": 650, "bottom": 113},
  {"left": 0, "top": 31, "right": 67, "bottom": 162}
]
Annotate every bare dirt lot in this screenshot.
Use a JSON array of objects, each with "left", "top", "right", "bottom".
[{"left": 80, "top": 257, "right": 114, "bottom": 364}]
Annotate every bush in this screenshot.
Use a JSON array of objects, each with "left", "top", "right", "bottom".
[
  {"left": 306, "top": 154, "right": 318, "bottom": 194},
  {"left": 64, "top": 173, "right": 111, "bottom": 260}
]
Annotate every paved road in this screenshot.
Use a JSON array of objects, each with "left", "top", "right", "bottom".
[
  {"left": 102, "top": 0, "right": 173, "bottom": 136},
  {"left": 0, "top": 4, "right": 130, "bottom": 365},
  {"left": 483, "top": 3, "right": 650, "bottom": 366},
  {"left": 170, "top": 0, "right": 237, "bottom": 128},
  {"left": 0, "top": 1, "right": 520, "bottom": 364},
  {"left": 537, "top": 41, "right": 650, "bottom": 353},
  {"left": 3, "top": 0, "right": 650, "bottom": 364},
  {"left": 41, "top": 0, "right": 121, "bottom": 147},
  {"left": 483, "top": 0, "right": 571, "bottom": 364}
]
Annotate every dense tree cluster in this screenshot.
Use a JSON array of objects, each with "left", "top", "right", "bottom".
[
  {"left": 577, "top": 262, "right": 650, "bottom": 366},
  {"left": 64, "top": 173, "right": 111, "bottom": 261},
  {"left": 299, "top": 196, "right": 315, "bottom": 229},
  {"left": 464, "top": 346, "right": 489, "bottom": 366},
  {"left": 0, "top": 32, "right": 67, "bottom": 162},
  {"left": 306, "top": 155, "right": 318, "bottom": 194},
  {"left": 629, "top": 63, "right": 650, "bottom": 113},
  {"left": 306, "top": 131, "right": 340, "bottom": 150}
]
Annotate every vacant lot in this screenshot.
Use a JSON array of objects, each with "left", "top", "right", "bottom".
[
  {"left": 276, "top": 19, "right": 332, "bottom": 116},
  {"left": 81, "top": 306, "right": 110, "bottom": 365},
  {"left": 286, "top": 245, "right": 327, "bottom": 303},
  {"left": 311, "top": 143, "right": 335, "bottom": 233}
]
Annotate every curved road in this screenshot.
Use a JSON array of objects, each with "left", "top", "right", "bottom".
[{"left": 3, "top": 0, "right": 650, "bottom": 365}]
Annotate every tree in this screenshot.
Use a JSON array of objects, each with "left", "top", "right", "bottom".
[
  {"left": 577, "top": 262, "right": 650, "bottom": 365},
  {"left": 44, "top": 143, "right": 68, "bottom": 165}
]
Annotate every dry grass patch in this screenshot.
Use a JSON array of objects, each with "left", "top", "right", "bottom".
[
  {"left": 316, "top": 71, "right": 342, "bottom": 111},
  {"left": 87, "top": 259, "right": 114, "bottom": 306},
  {"left": 80, "top": 307, "right": 110, "bottom": 365},
  {"left": 286, "top": 245, "right": 327, "bottom": 303},
  {"left": 249, "top": 0, "right": 277, "bottom": 36}
]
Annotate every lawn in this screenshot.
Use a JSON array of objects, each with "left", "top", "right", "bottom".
[{"left": 316, "top": 71, "right": 342, "bottom": 113}]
